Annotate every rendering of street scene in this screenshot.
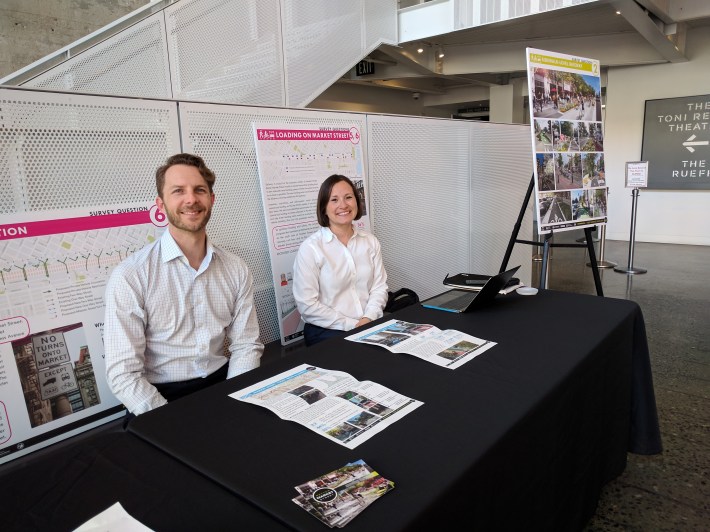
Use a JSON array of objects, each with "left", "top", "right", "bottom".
[
  {"left": 437, "top": 340, "right": 481, "bottom": 362},
  {"left": 572, "top": 189, "right": 607, "bottom": 220},
  {"left": 536, "top": 118, "right": 604, "bottom": 154},
  {"left": 538, "top": 191, "right": 572, "bottom": 224},
  {"left": 530, "top": 68, "right": 602, "bottom": 122},
  {"left": 534, "top": 118, "right": 554, "bottom": 152},
  {"left": 555, "top": 152, "right": 583, "bottom": 189},
  {"left": 289, "top": 385, "right": 326, "bottom": 405},
  {"left": 572, "top": 190, "right": 594, "bottom": 221},
  {"left": 582, "top": 153, "right": 606, "bottom": 187},
  {"left": 536, "top": 153, "right": 555, "bottom": 191}
]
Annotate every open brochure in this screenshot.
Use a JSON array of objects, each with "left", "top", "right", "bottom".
[
  {"left": 230, "top": 364, "right": 422, "bottom": 449},
  {"left": 345, "top": 319, "right": 496, "bottom": 369}
]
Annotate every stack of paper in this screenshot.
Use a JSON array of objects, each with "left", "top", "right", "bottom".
[{"left": 292, "top": 459, "right": 394, "bottom": 528}]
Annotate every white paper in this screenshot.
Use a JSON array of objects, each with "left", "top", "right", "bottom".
[
  {"left": 73, "top": 502, "right": 153, "bottom": 532},
  {"left": 231, "top": 364, "right": 422, "bottom": 449},
  {"left": 346, "top": 319, "right": 496, "bottom": 369}
]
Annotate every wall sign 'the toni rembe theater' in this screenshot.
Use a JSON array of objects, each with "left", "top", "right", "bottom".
[{"left": 641, "top": 94, "right": 710, "bottom": 190}]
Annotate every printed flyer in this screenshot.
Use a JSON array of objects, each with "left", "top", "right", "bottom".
[
  {"left": 346, "top": 319, "right": 496, "bottom": 369},
  {"left": 231, "top": 364, "right": 422, "bottom": 449},
  {"left": 253, "top": 123, "right": 368, "bottom": 345},
  {"left": 292, "top": 459, "right": 394, "bottom": 528},
  {"left": 0, "top": 203, "right": 166, "bottom": 463},
  {"left": 527, "top": 47, "right": 608, "bottom": 233}
]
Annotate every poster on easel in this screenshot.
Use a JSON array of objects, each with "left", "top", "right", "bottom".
[
  {"left": 253, "top": 124, "right": 369, "bottom": 345},
  {"left": 0, "top": 204, "right": 167, "bottom": 464},
  {"left": 526, "top": 48, "right": 608, "bottom": 234}
]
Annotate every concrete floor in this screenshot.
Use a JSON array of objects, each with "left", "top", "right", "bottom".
[{"left": 534, "top": 231, "right": 710, "bottom": 531}]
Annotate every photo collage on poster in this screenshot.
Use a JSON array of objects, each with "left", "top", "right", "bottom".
[{"left": 527, "top": 48, "right": 608, "bottom": 233}]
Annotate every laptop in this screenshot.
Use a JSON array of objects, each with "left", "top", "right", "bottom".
[{"left": 421, "top": 265, "right": 521, "bottom": 313}]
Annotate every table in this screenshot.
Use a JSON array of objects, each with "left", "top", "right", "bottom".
[
  {"left": 128, "top": 289, "right": 661, "bottom": 531},
  {"left": 1, "top": 430, "right": 290, "bottom": 531}
]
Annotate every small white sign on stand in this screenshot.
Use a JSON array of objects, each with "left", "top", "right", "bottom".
[{"left": 625, "top": 161, "right": 649, "bottom": 188}]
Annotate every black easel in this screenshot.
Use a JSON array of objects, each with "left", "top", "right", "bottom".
[{"left": 500, "top": 175, "right": 604, "bottom": 296}]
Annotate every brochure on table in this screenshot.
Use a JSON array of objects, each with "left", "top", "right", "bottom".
[
  {"left": 527, "top": 47, "right": 608, "bottom": 234},
  {"left": 292, "top": 459, "right": 394, "bottom": 528},
  {"left": 253, "top": 122, "right": 369, "bottom": 345},
  {"left": 346, "top": 319, "right": 496, "bottom": 369},
  {"left": 0, "top": 204, "right": 166, "bottom": 463},
  {"left": 231, "top": 364, "right": 422, "bottom": 449}
]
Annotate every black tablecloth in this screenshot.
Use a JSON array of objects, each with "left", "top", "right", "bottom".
[
  {"left": 1, "top": 430, "right": 290, "bottom": 531},
  {"left": 128, "top": 289, "right": 661, "bottom": 531}
]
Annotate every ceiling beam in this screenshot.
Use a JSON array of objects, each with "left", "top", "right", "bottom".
[{"left": 608, "top": 0, "right": 687, "bottom": 61}]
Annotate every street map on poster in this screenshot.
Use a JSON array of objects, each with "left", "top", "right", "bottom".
[
  {"left": 527, "top": 48, "right": 608, "bottom": 234},
  {"left": 0, "top": 203, "right": 166, "bottom": 463},
  {"left": 231, "top": 364, "right": 422, "bottom": 449},
  {"left": 253, "top": 124, "right": 369, "bottom": 345}
]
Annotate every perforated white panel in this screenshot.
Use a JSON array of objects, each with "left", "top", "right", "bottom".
[
  {"left": 369, "top": 116, "right": 534, "bottom": 299},
  {"left": 0, "top": 88, "right": 180, "bottom": 213},
  {"left": 469, "top": 122, "right": 534, "bottom": 283},
  {"left": 165, "top": 0, "right": 284, "bottom": 106},
  {"left": 179, "top": 103, "right": 366, "bottom": 343},
  {"left": 368, "top": 116, "right": 471, "bottom": 300},
  {"left": 364, "top": 0, "right": 398, "bottom": 49},
  {"left": 22, "top": 13, "right": 171, "bottom": 99},
  {"left": 282, "top": 0, "right": 363, "bottom": 107}
]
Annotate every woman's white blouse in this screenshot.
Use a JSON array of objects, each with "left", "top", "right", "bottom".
[{"left": 293, "top": 226, "right": 388, "bottom": 331}]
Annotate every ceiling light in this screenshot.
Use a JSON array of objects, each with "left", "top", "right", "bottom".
[
  {"left": 615, "top": 10, "right": 621, "bottom": 15},
  {"left": 438, "top": 48, "right": 445, "bottom": 58},
  {"left": 417, "top": 46, "right": 424, "bottom": 54}
]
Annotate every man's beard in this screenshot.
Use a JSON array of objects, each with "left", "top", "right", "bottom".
[{"left": 164, "top": 204, "right": 212, "bottom": 233}]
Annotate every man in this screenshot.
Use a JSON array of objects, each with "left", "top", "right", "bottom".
[{"left": 104, "top": 153, "right": 263, "bottom": 416}]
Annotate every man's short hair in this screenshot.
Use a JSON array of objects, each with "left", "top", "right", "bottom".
[
  {"left": 316, "top": 174, "right": 363, "bottom": 227},
  {"left": 155, "top": 153, "right": 216, "bottom": 198}
]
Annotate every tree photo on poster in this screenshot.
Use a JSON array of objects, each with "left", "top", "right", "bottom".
[
  {"left": 526, "top": 48, "right": 608, "bottom": 234},
  {"left": 641, "top": 94, "right": 710, "bottom": 190}
]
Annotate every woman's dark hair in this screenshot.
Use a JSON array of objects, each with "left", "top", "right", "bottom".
[
  {"left": 155, "top": 153, "right": 216, "bottom": 198},
  {"left": 316, "top": 174, "right": 363, "bottom": 227}
]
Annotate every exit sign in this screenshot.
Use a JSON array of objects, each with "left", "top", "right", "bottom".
[{"left": 355, "top": 60, "right": 375, "bottom": 76}]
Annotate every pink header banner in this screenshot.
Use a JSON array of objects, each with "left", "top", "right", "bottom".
[
  {"left": 0, "top": 210, "right": 151, "bottom": 241},
  {"left": 256, "top": 128, "right": 353, "bottom": 141}
]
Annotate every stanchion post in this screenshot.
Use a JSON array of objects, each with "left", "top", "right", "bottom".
[
  {"left": 614, "top": 188, "right": 647, "bottom": 274},
  {"left": 586, "top": 224, "right": 617, "bottom": 269}
]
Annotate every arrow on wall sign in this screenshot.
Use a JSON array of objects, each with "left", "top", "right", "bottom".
[{"left": 682, "top": 134, "right": 709, "bottom": 153}]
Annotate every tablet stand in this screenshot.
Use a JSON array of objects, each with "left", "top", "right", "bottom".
[{"left": 500, "top": 175, "right": 604, "bottom": 296}]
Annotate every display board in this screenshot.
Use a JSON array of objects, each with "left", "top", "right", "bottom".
[
  {"left": 0, "top": 89, "right": 180, "bottom": 463},
  {"left": 640, "top": 94, "right": 710, "bottom": 190},
  {"left": 527, "top": 48, "right": 608, "bottom": 234},
  {"left": 253, "top": 123, "right": 369, "bottom": 345}
]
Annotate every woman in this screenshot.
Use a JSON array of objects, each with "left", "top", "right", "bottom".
[{"left": 293, "top": 175, "right": 388, "bottom": 346}]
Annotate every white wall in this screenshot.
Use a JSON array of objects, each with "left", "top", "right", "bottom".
[{"left": 604, "top": 26, "right": 710, "bottom": 246}]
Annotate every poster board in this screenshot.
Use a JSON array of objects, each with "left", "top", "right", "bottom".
[
  {"left": 253, "top": 124, "right": 369, "bottom": 345},
  {"left": 640, "top": 94, "right": 710, "bottom": 189},
  {"left": 0, "top": 204, "right": 167, "bottom": 464},
  {"left": 526, "top": 48, "right": 608, "bottom": 234},
  {"left": 0, "top": 88, "right": 180, "bottom": 464}
]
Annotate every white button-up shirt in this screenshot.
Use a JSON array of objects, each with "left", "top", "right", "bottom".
[
  {"left": 104, "top": 230, "right": 263, "bottom": 414},
  {"left": 293, "top": 226, "right": 388, "bottom": 331}
]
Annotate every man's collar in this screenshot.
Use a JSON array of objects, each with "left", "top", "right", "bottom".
[{"left": 160, "top": 229, "right": 215, "bottom": 264}]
